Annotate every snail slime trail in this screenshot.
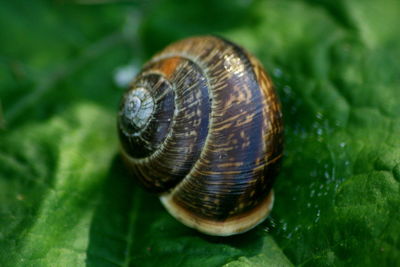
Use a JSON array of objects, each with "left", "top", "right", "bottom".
[{"left": 117, "top": 36, "right": 283, "bottom": 236}]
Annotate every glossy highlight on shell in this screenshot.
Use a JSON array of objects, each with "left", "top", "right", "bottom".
[{"left": 117, "top": 36, "right": 283, "bottom": 236}]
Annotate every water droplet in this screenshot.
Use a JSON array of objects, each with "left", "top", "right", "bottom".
[
  {"left": 269, "top": 217, "right": 277, "bottom": 228},
  {"left": 283, "top": 85, "right": 292, "bottom": 95},
  {"left": 114, "top": 64, "right": 138, "bottom": 88},
  {"left": 273, "top": 68, "right": 283, "bottom": 78},
  {"left": 310, "top": 190, "right": 315, "bottom": 197},
  {"left": 315, "top": 210, "right": 321, "bottom": 223}
]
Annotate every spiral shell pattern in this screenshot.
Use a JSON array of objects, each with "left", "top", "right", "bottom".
[{"left": 118, "top": 36, "right": 283, "bottom": 235}]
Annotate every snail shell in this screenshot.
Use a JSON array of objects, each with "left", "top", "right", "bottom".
[{"left": 117, "top": 36, "right": 283, "bottom": 236}]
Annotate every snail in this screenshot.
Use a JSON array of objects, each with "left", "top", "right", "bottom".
[{"left": 117, "top": 36, "right": 283, "bottom": 236}]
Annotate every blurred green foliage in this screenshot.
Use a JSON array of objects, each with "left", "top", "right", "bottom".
[{"left": 1, "top": 0, "right": 400, "bottom": 266}]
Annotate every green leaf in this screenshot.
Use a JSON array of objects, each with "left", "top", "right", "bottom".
[
  {"left": 1, "top": 0, "right": 400, "bottom": 266},
  {"left": 0, "top": 103, "right": 117, "bottom": 266},
  {"left": 222, "top": 236, "right": 293, "bottom": 267}
]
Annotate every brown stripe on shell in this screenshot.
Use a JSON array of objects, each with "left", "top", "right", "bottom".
[
  {"left": 246, "top": 51, "right": 284, "bottom": 190},
  {"left": 223, "top": 39, "right": 284, "bottom": 217}
]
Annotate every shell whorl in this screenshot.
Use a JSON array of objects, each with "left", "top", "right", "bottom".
[
  {"left": 119, "top": 87, "right": 155, "bottom": 136},
  {"left": 118, "top": 36, "right": 283, "bottom": 236}
]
